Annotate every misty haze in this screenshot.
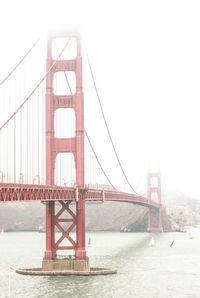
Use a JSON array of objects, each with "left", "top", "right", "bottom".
[{"left": 0, "top": 0, "right": 200, "bottom": 297}]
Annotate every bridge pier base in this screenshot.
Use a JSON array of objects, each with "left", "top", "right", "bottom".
[
  {"left": 15, "top": 195, "right": 117, "bottom": 276},
  {"left": 43, "top": 199, "right": 90, "bottom": 271},
  {"left": 42, "top": 257, "right": 90, "bottom": 272},
  {"left": 147, "top": 228, "right": 163, "bottom": 232}
]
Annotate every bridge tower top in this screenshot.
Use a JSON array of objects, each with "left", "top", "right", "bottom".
[{"left": 46, "top": 30, "right": 84, "bottom": 187}]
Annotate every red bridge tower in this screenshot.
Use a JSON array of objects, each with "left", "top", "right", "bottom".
[
  {"left": 147, "top": 171, "right": 163, "bottom": 232},
  {"left": 42, "top": 30, "right": 89, "bottom": 271}
]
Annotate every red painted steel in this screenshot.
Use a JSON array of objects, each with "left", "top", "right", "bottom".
[
  {"left": 54, "top": 201, "right": 76, "bottom": 250},
  {"left": 0, "top": 30, "right": 164, "bottom": 261},
  {"left": 45, "top": 30, "right": 86, "bottom": 260},
  {"left": 0, "top": 183, "right": 160, "bottom": 209},
  {"left": 147, "top": 172, "right": 163, "bottom": 231}
]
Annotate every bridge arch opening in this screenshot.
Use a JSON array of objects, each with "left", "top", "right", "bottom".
[
  {"left": 53, "top": 71, "right": 76, "bottom": 95},
  {"left": 54, "top": 153, "right": 76, "bottom": 186},
  {"left": 149, "top": 191, "right": 158, "bottom": 202},
  {"left": 54, "top": 108, "right": 76, "bottom": 138},
  {"left": 150, "top": 176, "right": 158, "bottom": 187}
]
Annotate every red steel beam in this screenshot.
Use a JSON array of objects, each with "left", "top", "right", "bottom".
[{"left": 0, "top": 183, "right": 160, "bottom": 209}]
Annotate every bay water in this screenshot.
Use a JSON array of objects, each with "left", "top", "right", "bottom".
[{"left": 0, "top": 230, "right": 200, "bottom": 297}]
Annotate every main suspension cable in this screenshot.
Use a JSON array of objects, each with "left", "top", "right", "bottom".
[
  {"left": 0, "top": 37, "right": 72, "bottom": 131},
  {"left": 54, "top": 43, "right": 117, "bottom": 190},
  {"left": 84, "top": 130, "right": 117, "bottom": 190},
  {"left": 85, "top": 46, "right": 139, "bottom": 194},
  {"left": 0, "top": 36, "right": 41, "bottom": 86}
]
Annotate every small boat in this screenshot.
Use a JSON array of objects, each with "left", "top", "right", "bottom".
[
  {"left": 149, "top": 237, "right": 155, "bottom": 247},
  {"left": 38, "top": 226, "right": 45, "bottom": 233},
  {"left": 170, "top": 239, "right": 175, "bottom": 247},
  {"left": 87, "top": 237, "right": 91, "bottom": 247},
  {"left": 188, "top": 233, "right": 193, "bottom": 239}
]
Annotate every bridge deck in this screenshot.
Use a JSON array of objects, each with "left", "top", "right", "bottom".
[{"left": 0, "top": 183, "right": 160, "bottom": 209}]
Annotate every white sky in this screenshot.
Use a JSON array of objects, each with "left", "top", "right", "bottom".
[{"left": 0, "top": 0, "right": 200, "bottom": 198}]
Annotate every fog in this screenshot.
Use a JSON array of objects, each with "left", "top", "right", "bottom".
[{"left": 0, "top": 0, "right": 200, "bottom": 197}]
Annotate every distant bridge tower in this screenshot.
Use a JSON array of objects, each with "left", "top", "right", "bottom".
[
  {"left": 43, "top": 29, "right": 89, "bottom": 271},
  {"left": 147, "top": 171, "right": 163, "bottom": 232}
]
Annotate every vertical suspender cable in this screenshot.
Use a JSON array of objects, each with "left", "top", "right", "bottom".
[
  {"left": 26, "top": 102, "right": 28, "bottom": 183},
  {"left": 14, "top": 115, "right": 16, "bottom": 183},
  {"left": 7, "top": 125, "right": 9, "bottom": 182},
  {"left": 41, "top": 81, "right": 44, "bottom": 184},
  {"left": 37, "top": 88, "right": 40, "bottom": 183},
  {"left": 20, "top": 109, "right": 22, "bottom": 181},
  {"left": 32, "top": 87, "right": 35, "bottom": 183},
  {"left": 0, "top": 38, "right": 72, "bottom": 185}
]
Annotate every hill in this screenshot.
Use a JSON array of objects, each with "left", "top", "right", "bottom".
[{"left": 0, "top": 191, "right": 199, "bottom": 232}]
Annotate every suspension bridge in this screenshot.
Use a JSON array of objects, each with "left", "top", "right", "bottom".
[{"left": 0, "top": 29, "right": 163, "bottom": 275}]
